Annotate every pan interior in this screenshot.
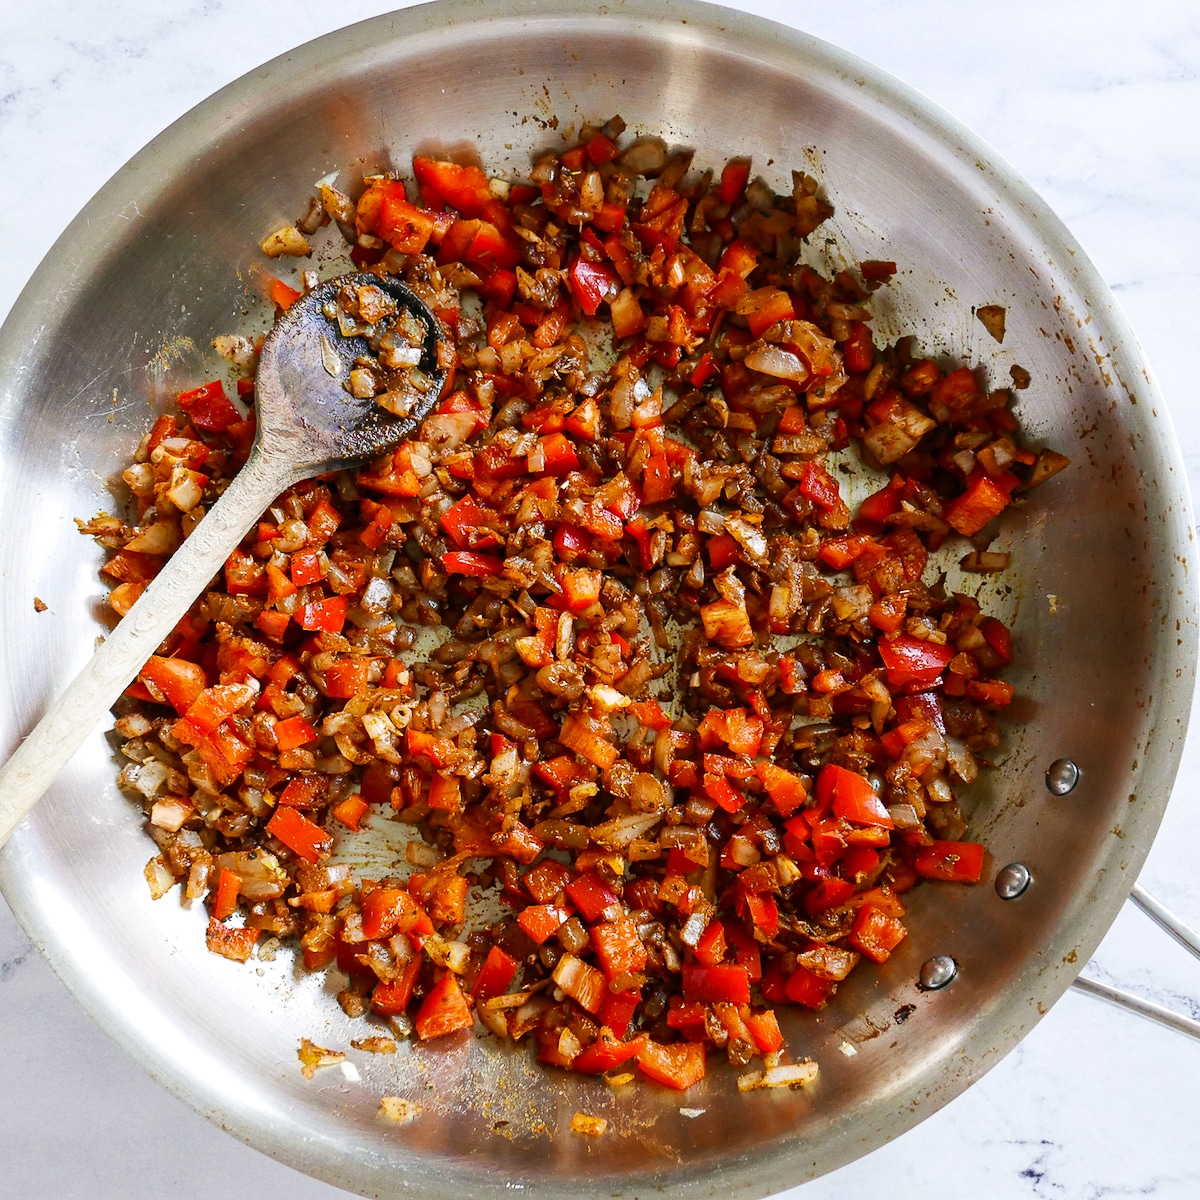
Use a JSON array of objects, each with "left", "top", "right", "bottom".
[{"left": 0, "top": 2, "right": 1192, "bottom": 1197}]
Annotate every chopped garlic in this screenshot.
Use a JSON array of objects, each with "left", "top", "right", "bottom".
[
  {"left": 379, "top": 1096, "right": 422, "bottom": 1125},
  {"left": 570, "top": 1112, "right": 608, "bottom": 1136}
]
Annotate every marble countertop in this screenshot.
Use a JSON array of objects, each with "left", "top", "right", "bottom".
[{"left": 3, "top": 1, "right": 1199, "bottom": 1197}]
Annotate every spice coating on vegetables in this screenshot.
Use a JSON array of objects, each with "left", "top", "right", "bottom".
[{"left": 82, "top": 115, "right": 1067, "bottom": 1091}]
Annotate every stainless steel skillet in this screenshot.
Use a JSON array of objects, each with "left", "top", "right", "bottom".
[{"left": 0, "top": 1, "right": 1194, "bottom": 1196}]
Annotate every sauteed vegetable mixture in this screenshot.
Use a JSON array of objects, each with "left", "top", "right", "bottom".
[{"left": 83, "top": 116, "right": 1066, "bottom": 1091}]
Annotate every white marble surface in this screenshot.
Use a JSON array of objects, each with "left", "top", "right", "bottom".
[{"left": 3, "top": 1, "right": 1200, "bottom": 1197}]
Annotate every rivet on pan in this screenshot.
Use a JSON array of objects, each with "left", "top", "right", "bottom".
[
  {"left": 1045, "top": 758, "right": 1080, "bottom": 796},
  {"left": 919, "top": 955, "right": 957, "bottom": 991},
  {"left": 995, "top": 862, "right": 1032, "bottom": 899}
]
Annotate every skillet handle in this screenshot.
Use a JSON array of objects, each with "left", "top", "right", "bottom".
[{"left": 1070, "top": 883, "right": 1200, "bottom": 1040}]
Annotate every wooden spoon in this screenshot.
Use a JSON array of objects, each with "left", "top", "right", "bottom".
[{"left": 0, "top": 273, "right": 448, "bottom": 848}]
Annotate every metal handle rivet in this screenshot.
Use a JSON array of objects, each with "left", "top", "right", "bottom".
[
  {"left": 1045, "top": 758, "right": 1080, "bottom": 796},
  {"left": 918, "top": 955, "right": 957, "bottom": 991},
  {"left": 995, "top": 862, "right": 1031, "bottom": 899}
]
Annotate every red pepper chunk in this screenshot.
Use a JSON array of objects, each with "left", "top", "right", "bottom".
[
  {"left": 944, "top": 468, "right": 1014, "bottom": 536},
  {"left": 472, "top": 946, "right": 520, "bottom": 1001},
  {"left": 796, "top": 461, "right": 843, "bottom": 511},
  {"left": 914, "top": 840, "right": 986, "bottom": 884},
  {"left": 636, "top": 1040, "right": 707, "bottom": 1090},
  {"left": 323, "top": 656, "right": 370, "bottom": 699},
  {"left": 289, "top": 550, "right": 324, "bottom": 586},
  {"left": 743, "top": 1009, "right": 785, "bottom": 1054},
  {"left": 371, "top": 958, "right": 421, "bottom": 1015},
  {"left": 816, "top": 764, "right": 893, "bottom": 828},
  {"left": 412, "top": 157, "right": 492, "bottom": 216},
  {"left": 878, "top": 633, "right": 955, "bottom": 690},
  {"left": 414, "top": 972, "right": 474, "bottom": 1040},
  {"left": 205, "top": 919, "right": 259, "bottom": 963},
  {"left": 360, "top": 887, "right": 426, "bottom": 940},
  {"left": 718, "top": 156, "right": 751, "bottom": 205},
  {"left": 331, "top": 794, "right": 368, "bottom": 830},
  {"left": 848, "top": 905, "right": 908, "bottom": 963},
  {"left": 211, "top": 867, "right": 241, "bottom": 921},
  {"left": 441, "top": 550, "right": 504, "bottom": 577},
  {"left": 529, "top": 431, "right": 580, "bottom": 475},
  {"left": 567, "top": 257, "right": 620, "bottom": 316},
  {"left": 566, "top": 870, "right": 621, "bottom": 923},
  {"left": 572, "top": 1033, "right": 647, "bottom": 1075},
  {"left": 406, "top": 728, "right": 456, "bottom": 767},
  {"left": 138, "top": 656, "right": 208, "bottom": 714},
  {"left": 273, "top": 714, "right": 318, "bottom": 751},
  {"left": 269, "top": 278, "right": 301, "bottom": 310},
  {"left": 784, "top": 964, "right": 834, "bottom": 1008},
  {"left": 755, "top": 761, "right": 809, "bottom": 818},
  {"left": 178, "top": 380, "right": 240, "bottom": 433},
  {"left": 681, "top": 962, "right": 751, "bottom": 1005},
  {"left": 517, "top": 902, "right": 573, "bottom": 945},
  {"left": 377, "top": 192, "right": 438, "bottom": 255},
  {"left": 265, "top": 805, "right": 332, "bottom": 863},
  {"left": 296, "top": 594, "right": 348, "bottom": 633}
]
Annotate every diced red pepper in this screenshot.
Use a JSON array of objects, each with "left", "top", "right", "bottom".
[
  {"left": 406, "top": 728, "right": 457, "bottom": 768},
  {"left": 178, "top": 380, "right": 240, "bottom": 433},
  {"left": 361, "top": 887, "right": 431, "bottom": 940},
  {"left": 571, "top": 1033, "right": 647, "bottom": 1074},
  {"left": 370, "top": 958, "right": 421, "bottom": 1015},
  {"left": 818, "top": 533, "right": 877, "bottom": 570},
  {"left": 530, "top": 430, "right": 580, "bottom": 475},
  {"left": 138, "top": 656, "right": 208, "bottom": 713},
  {"left": 378, "top": 192, "right": 438, "bottom": 255},
  {"left": 413, "top": 157, "right": 492, "bottom": 216},
  {"left": 211, "top": 867, "right": 241, "bottom": 921},
  {"left": 743, "top": 287, "right": 795, "bottom": 338},
  {"left": 944, "top": 468, "right": 1013, "bottom": 536},
  {"left": 598, "top": 989, "right": 641, "bottom": 1040},
  {"left": 441, "top": 550, "right": 504, "bottom": 577},
  {"left": 205, "top": 919, "right": 259, "bottom": 962},
  {"left": 784, "top": 964, "right": 834, "bottom": 1008},
  {"left": 848, "top": 905, "right": 908, "bottom": 963},
  {"left": 472, "top": 945, "right": 520, "bottom": 1001},
  {"left": 265, "top": 805, "right": 332, "bottom": 863},
  {"left": 558, "top": 713, "right": 619, "bottom": 769},
  {"left": 273, "top": 714, "right": 318, "bottom": 751},
  {"left": 567, "top": 257, "right": 620, "bottom": 316},
  {"left": 517, "top": 902, "right": 573, "bottom": 945},
  {"left": 331, "top": 794, "right": 369, "bottom": 830},
  {"left": 296, "top": 594, "right": 349, "bottom": 633},
  {"left": 754, "top": 761, "right": 809, "bottom": 818},
  {"left": 816, "top": 764, "right": 894, "bottom": 828},
  {"left": 414, "top": 972, "right": 475, "bottom": 1040},
  {"left": 878, "top": 633, "right": 955, "bottom": 690},
  {"left": 323, "top": 656, "right": 370, "bottom": 699},
  {"left": 797, "top": 461, "right": 842, "bottom": 511},
  {"left": 718, "top": 156, "right": 751, "bottom": 205},
  {"left": 681, "top": 962, "right": 751, "bottom": 1005},
  {"left": 860, "top": 260, "right": 897, "bottom": 280},
  {"left": 914, "top": 840, "right": 986, "bottom": 883},
  {"left": 703, "top": 772, "right": 746, "bottom": 814},
  {"left": 637, "top": 1040, "right": 706, "bottom": 1090},
  {"left": 269, "top": 278, "right": 302, "bottom": 310},
  {"left": 966, "top": 678, "right": 1015, "bottom": 707},
  {"left": 805, "top": 876, "right": 856, "bottom": 915},
  {"left": 566, "top": 870, "right": 621, "bottom": 923}
]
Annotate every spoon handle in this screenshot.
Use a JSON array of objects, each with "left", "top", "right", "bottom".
[{"left": 0, "top": 447, "right": 294, "bottom": 850}]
